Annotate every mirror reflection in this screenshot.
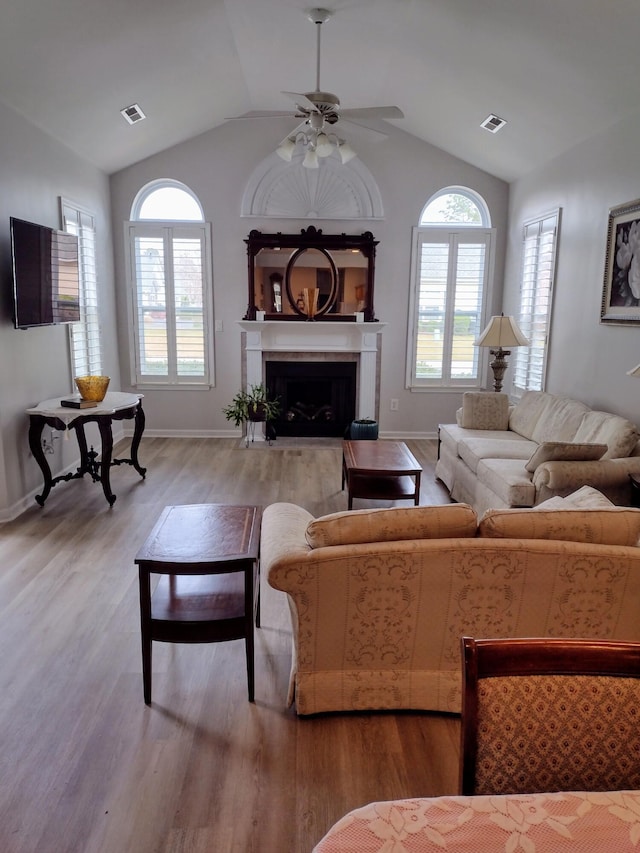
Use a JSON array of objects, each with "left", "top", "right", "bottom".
[
  {"left": 244, "top": 227, "right": 378, "bottom": 322},
  {"left": 255, "top": 247, "right": 369, "bottom": 317}
]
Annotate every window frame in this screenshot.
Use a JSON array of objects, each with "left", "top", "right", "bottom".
[
  {"left": 60, "top": 197, "right": 102, "bottom": 383},
  {"left": 511, "top": 209, "right": 561, "bottom": 398},
  {"left": 407, "top": 187, "right": 496, "bottom": 392},
  {"left": 124, "top": 219, "right": 214, "bottom": 389}
]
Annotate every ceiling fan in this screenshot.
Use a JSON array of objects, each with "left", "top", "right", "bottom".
[{"left": 226, "top": 8, "right": 404, "bottom": 166}]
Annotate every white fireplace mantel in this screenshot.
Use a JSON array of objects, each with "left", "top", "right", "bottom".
[{"left": 238, "top": 320, "right": 386, "bottom": 424}]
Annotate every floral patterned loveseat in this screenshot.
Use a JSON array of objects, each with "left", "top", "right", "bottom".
[{"left": 262, "top": 492, "right": 640, "bottom": 715}]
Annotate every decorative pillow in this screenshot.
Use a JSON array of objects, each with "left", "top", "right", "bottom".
[
  {"left": 305, "top": 503, "right": 477, "bottom": 548},
  {"left": 478, "top": 506, "right": 640, "bottom": 546},
  {"left": 573, "top": 410, "right": 639, "bottom": 459},
  {"left": 535, "top": 485, "right": 614, "bottom": 510},
  {"left": 524, "top": 441, "right": 607, "bottom": 473},
  {"left": 460, "top": 392, "right": 510, "bottom": 430}
]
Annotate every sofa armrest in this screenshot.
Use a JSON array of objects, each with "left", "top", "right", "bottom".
[
  {"left": 532, "top": 457, "right": 640, "bottom": 491},
  {"left": 261, "top": 502, "right": 313, "bottom": 587}
]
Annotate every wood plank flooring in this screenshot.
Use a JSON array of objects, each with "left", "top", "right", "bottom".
[{"left": 0, "top": 437, "right": 458, "bottom": 853}]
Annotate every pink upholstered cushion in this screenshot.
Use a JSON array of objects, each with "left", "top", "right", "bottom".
[{"left": 474, "top": 674, "right": 640, "bottom": 794}]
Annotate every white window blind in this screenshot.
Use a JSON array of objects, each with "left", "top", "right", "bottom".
[
  {"left": 408, "top": 228, "right": 492, "bottom": 387},
  {"left": 61, "top": 199, "right": 102, "bottom": 379},
  {"left": 126, "top": 223, "right": 212, "bottom": 385},
  {"left": 513, "top": 211, "right": 560, "bottom": 395}
]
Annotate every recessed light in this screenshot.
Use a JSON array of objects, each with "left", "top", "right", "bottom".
[
  {"left": 120, "top": 104, "right": 146, "bottom": 125},
  {"left": 481, "top": 114, "right": 507, "bottom": 133}
]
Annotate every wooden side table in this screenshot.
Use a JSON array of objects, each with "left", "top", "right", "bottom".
[
  {"left": 135, "top": 504, "right": 262, "bottom": 704},
  {"left": 342, "top": 440, "right": 422, "bottom": 509}
]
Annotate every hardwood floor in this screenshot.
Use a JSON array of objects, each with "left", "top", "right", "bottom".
[{"left": 0, "top": 437, "right": 458, "bottom": 853}]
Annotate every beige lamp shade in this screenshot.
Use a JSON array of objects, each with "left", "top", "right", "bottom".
[
  {"left": 475, "top": 314, "right": 528, "bottom": 393},
  {"left": 475, "top": 314, "right": 530, "bottom": 348},
  {"left": 627, "top": 363, "right": 640, "bottom": 377}
]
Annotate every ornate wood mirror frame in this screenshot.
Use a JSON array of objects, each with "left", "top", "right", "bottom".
[{"left": 244, "top": 226, "right": 378, "bottom": 321}]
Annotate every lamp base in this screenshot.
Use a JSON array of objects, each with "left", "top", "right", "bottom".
[{"left": 489, "top": 348, "right": 511, "bottom": 392}]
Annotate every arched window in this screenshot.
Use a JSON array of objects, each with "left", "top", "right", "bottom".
[
  {"left": 420, "top": 188, "right": 490, "bottom": 227},
  {"left": 407, "top": 188, "right": 494, "bottom": 389},
  {"left": 126, "top": 180, "right": 213, "bottom": 387},
  {"left": 131, "top": 180, "right": 204, "bottom": 221}
]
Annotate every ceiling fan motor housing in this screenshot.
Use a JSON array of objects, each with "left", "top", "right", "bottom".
[{"left": 304, "top": 90, "right": 340, "bottom": 114}]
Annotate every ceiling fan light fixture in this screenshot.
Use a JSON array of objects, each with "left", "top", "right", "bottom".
[
  {"left": 302, "top": 147, "right": 320, "bottom": 169},
  {"left": 276, "top": 136, "right": 296, "bottom": 161},
  {"left": 315, "top": 132, "right": 333, "bottom": 157},
  {"left": 338, "top": 141, "right": 357, "bottom": 164}
]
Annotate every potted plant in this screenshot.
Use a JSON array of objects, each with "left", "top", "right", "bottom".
[
  {"left": 223, "top": 383, "right": 281, "bottom": 427},
  {"left": 349, "top": 417, "right": 379, "bottom": 440}
]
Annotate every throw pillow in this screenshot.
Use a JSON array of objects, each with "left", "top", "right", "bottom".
[
  {"left": 535, "top": 485, "right": 614, "bottom": 510},
  {"left": 460, "top": 392, "right": 510, "bottom": 430},
  {"left": 478, "top": 506, "right": 640, "bottom": 546},
  {"left": 305, "top": 503, "right": 477, "bottom": 548},
  {"left": 524, "top": 441, "right": 607, "bottom": 473},
  {"left": 573, "top": 410, "right": 639, "bottom": 459}
]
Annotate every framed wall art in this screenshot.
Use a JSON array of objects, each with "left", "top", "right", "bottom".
[{"left": 601, "top": 197, "right": 640, "bottom": 324}]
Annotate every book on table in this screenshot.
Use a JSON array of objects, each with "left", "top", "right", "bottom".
[{"left": 60, "top": 397, "right": 98, "bottom": 409}]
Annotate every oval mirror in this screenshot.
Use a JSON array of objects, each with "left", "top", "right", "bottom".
[{"left": 285, "top": 248, "right": 338, "bottom": 319}]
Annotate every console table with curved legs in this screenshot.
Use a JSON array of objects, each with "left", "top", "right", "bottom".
[{"left": 26, "top": 391, "right": 146, "bottom": 507}]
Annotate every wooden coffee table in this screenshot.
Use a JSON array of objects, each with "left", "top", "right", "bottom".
[
  {"left": 135, "top": 503, "right": 262, "bottom": 704},
  {"left": 342, "top": 440, "right": 422, "bottom": 509}
]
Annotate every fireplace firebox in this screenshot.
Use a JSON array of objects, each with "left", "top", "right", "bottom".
[{"left": 266, "top": 361, "right": 356, "bottom": 437}]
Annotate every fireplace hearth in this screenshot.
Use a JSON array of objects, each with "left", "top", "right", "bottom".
[{"left": 266, "top": 361, "right": 356, "bottom": 437}]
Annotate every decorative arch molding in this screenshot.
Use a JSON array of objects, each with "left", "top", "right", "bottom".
[{"left": 241, "top": 152, "right": 384, "bottom": 219}]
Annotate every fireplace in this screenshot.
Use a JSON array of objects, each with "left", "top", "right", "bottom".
[
  {"left": 266, "top": 361, "right": 356, "bottom": 437},
  {"left": 239, "top": 320, "right": 386, "bottom": 441}
]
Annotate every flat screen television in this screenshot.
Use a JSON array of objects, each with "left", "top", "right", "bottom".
[{"left": 10, "top": 216, "right": 81, "bottom": 329}]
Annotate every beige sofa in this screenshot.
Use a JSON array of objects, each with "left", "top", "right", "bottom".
[
  {"left": 436, "top": 390, "right": 640, "bottom": 516},
  {"left": 262, "top": 491, "right": 640, "bottom": 715}
]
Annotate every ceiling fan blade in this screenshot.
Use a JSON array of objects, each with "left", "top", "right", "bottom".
[
  {"left": 339, "top": 106, "right": 404, "bottom": 120},
  {"left": 336, "top": 118, "right": 389, "bottom": 141},
  {"left": 225, "top": 110, "right": 298, "bottom": 120},
  {"left": 281, "top": 91, "right": 317, "bottom": 112}
]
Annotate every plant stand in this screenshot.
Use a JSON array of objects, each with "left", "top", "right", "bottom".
[{"left": 246, "top": 417, "right": 271, "bottom": 447}]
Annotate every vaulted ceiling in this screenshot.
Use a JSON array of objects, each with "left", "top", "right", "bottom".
[{"left": 1, "top": 0, "right": 639, "bottom": 181}]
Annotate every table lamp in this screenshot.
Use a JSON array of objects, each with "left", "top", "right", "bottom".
[
  {"left": 475, "top": 313, "right": 529, "bottom": 392},
  {"left": 627, "top": 363, "right": 640, "bottom": 377}
]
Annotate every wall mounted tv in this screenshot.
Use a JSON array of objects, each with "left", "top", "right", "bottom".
[{"left": 10, "top": 216, "right": 81, "bottom": 329}]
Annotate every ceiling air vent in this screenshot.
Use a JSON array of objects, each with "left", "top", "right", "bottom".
[
  {"left": 120, "top": 104, "right": 146, "bottom": 125},
  {"left": 481, "top": 114, "right": 507, "bottom": 134}
]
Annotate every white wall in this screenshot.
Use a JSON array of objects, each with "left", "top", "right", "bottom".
[
  {"left": 109, "top": 120, "right": 509, "bottom": 438},
  {"left": 0, "top": 99, "right": 118, "bottom": 518},
  {"left": 504, "top": 110, "right": 640, "bottom": 427}
]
